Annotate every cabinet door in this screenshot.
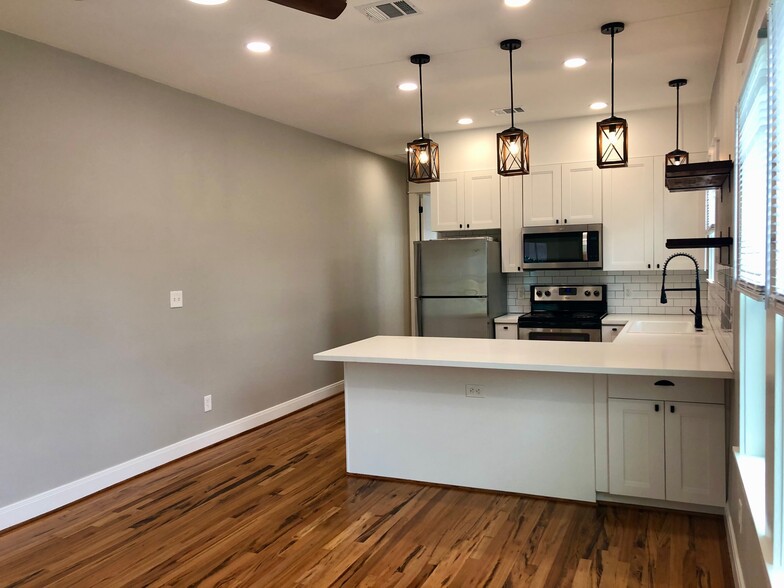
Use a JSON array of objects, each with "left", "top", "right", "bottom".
[
  {"left": 500, "top": 175, "right": 523, "bottom": 272},
  {"left": 523, "top": 164, "right": 562, "bottom": 226},
  {"left": 602, "top": 157, "right": 655, "bottom": 270},
  {"left": 465, "top": 170, "right": 501, "bottom": 230},
  {"left": 608, "top": 398, "right": 665, "bottom": 499},
  {"left": 431, "top": 173, "right": 464, "bottom": 232},
  {"left": 665, "top": 402, "right": 726, "bottom": 507},
  {"left": 561, "top": 162, "right": 602, "bottom": 225},
  {"left": 654, "top": 153, "right": 708, "bottom": 271}
]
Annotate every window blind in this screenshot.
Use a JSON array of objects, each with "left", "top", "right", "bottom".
[
  {"left": 736, "top": 38, "right": 769, "bottom": 294},
  {"left": 773, "top": 1, "right": 783, "bottom": 309}
]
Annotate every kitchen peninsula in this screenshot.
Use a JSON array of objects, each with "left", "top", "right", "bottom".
[{"left": 315, "top": 317, "right": 732, "bottom": 510}]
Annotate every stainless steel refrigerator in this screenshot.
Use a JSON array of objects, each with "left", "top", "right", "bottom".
[{"left": 415, "top": 238, "right": 507, "bottom": 338}]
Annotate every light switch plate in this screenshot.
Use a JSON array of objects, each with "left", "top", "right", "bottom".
[{"left": 170, "top": 291, "right": 183, "bottom": 308}]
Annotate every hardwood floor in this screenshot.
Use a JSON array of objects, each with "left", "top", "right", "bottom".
[{"left": 0, "top": 394, "right": 733, "bottom": 587}]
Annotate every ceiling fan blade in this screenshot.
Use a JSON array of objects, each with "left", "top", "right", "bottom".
[{"left": 267, "top": 0, "right": 347, "bottom": 19}]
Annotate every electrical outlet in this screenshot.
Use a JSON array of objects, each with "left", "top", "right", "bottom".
[
  {"left": 170, "top": 290, "right": 183, "bottom": 308},
  {"left": 204, "top": 395, "right": 212, "bottom": 412},
  {"left": 465, "top": 385, "right": 484, "bottom": 398},
  {"left": 625, "top": 287, "right": 633, "bottom": 298}
]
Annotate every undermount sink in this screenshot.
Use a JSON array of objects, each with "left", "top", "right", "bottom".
[{"left": 628, "top": 320, "right": 697, "bottom": 334}]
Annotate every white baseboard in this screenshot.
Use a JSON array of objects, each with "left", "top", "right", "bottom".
[
  {"left": 725, "top": 503, "right": 746, "bottom": 588},
  {"left": 0, "top": 381, "right": 343, "bottom": 532}
]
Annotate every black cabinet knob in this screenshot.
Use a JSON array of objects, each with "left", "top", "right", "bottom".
[
  {"left": 555, "top": 219, "right": 559, "bottom": 224},
  {"left": 564, "top": 219, "right": 568, "bottom": 224},
  {"left": 670, "top": 405, "right": 675, "bottom": 413},
  {"left": 654, "top": 404, "right": 660, "bottom": 412}
]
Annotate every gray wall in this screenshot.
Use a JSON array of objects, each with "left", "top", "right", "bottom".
[{"left": 0, "top": 31, "right": 408, "bottom": 507}]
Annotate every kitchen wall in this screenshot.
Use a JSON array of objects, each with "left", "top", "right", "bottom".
[
  {"left": 432, "top": 103, "right": 709, "bottom": 170},
  {"left": 507, "top": 270, "right": 707, "bottom": 316},
  {"left": 0, "top": 31, "right": 408, "bottom": 510},
  {"left": 708, "top": 0, "right": 770, "bottom": 587}
]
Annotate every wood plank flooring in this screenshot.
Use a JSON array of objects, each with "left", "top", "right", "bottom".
[{"left": 0, "top": 394, "right": 733, "bottom": 587}]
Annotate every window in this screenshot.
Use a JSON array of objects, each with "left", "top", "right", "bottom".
[
  {"left": 706, "top": 188, "right": 717, "bottom": 282},
  {"left": 737, "top": 38, "right": 769, "bottom": 292},
  {"left": 773, "top": 1, "right": 784, "bottom": 308}
]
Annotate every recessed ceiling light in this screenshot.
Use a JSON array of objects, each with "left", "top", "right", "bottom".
[
  {"left": 189, "top": 0, "right": 229, "bottom": 5},
  {"left": 563, "top": 57, "right": 587, "bottom": 69},
  {"left": 398, "top": 82, "right": 418, "bottom": 92},
  {"left": 590, "top": 101, "right": 608, "bottom": 110},
  {"left": 457, "top": 118, "right": 474, "bottom": 125},
  {"left": 504, "top": 0, "right": 531, "bottom": 6},
  {"left": 246, "top": 41, "right": 271, "bottom": 53}
]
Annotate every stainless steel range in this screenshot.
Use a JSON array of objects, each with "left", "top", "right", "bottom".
[{"left": 517, "top": 285, "right": 608, "bottom": 342}]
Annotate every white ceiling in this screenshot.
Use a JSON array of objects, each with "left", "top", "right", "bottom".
[{"left": 0, "top": 0, "right": 729, "bottom": 159}]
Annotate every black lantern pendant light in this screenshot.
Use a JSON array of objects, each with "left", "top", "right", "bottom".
[
  {"left": 597, "top": 22, "right": 628, "bottom": 168},
  {"left": 666, "top": 79, "right": 689, "bottom": 166},
  {"left": 497, "top": 39, "right": 529, "bottom": 176},
  {"left": 407, "top": 54, "right": 439, "bottom": 184}
]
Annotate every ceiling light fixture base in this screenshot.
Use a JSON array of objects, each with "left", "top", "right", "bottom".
[
  {"left": 668, "top": 78, "right": 688, "bottom": 88},
  {"left": 410, "top": 54, "right": 431, "bottom": 66},
  {"left": 499, "top": 39, "right": 522, "bottom": 51},
  {"left": 601, "top": 22, "right": 625, "bottom": 36}
]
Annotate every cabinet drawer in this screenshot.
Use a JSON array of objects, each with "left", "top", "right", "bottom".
[
  {"left": 602, "top": 325, "right": 621, "bottom": 343},
  {"left": 495, "top": 324, "right": 518, "bottom": 340},
  {"left": 608, "top": 375, "right": 724, "bottom": 404}
]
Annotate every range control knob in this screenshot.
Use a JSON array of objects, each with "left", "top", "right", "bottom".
[
  {"left": 584, "top": 290, "right": 591, "bottom": 297},
  {"left": 545, "top": 291, "right": 551, "bottom": 297},
  {"left": 535, "top": 290, "right": 543, "bottom": 297},
  {"left": 593, "top": 290, "right": 601, "bottom": 297}
]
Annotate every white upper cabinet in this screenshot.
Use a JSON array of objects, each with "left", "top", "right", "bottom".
[
  {"left": 523, "top": 162, "right": 600, "bottom": 227},
  {"left": 500, "top": 175, "right": 523, "bottom": 273},
  {"left": 561, "top": 161, "right": 602, "bottom": 225},
  {"left": 602, "top": 157, "right": 655, "bottom": 270},
  {"left": 523, "top": 164, "right": 561, "bottom": 226},
  {"left": 430, "top": 173, "right": 464, "bottom": 232},
  {"left": 431, "top": 170, "right": 499, "bottom": 232},
  {"left": 465, "top": 170, "right": 501, "bottom": 230}
]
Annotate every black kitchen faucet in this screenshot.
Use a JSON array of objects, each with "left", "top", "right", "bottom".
[{"left": 660, "top": 253, "right": 703, "bottom": 331}]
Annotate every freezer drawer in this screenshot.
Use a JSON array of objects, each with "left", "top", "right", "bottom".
[{"left": 417, "top": 297, "right": 492, "bottom": 338}]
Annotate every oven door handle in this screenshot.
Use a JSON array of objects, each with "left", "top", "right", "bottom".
[{"left": 582, "top": 231, "right": 588, "bottom": 261}]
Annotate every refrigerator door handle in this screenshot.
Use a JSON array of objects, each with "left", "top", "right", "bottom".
[{"left": 416, "top": 298, "right": 424, "bottom": 336}]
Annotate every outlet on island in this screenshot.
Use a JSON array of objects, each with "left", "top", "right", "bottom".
[
  {"left": 465, "top": 385, "right": 484, "bottom": 398},
  {"left": 204, "top": 395, "right": 212, "bottom": 412}
]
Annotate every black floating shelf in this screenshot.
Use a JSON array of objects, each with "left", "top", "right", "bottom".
[
  {"left": 665, "top": 160, "right": 733, "bottom": 192},
  {"left": 666, "top": 237, "right": 733, "bottom": 249}
]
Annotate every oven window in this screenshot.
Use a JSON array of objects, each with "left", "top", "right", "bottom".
[
  {"left": 528, "top": 332, "right": 592, "bottom": 342},
  {"left": 523, "top": 233, "right": 592, "bottom": 263}
]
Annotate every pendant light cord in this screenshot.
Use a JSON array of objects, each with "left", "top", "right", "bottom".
[
  {"left": 610, "top": 31, "right": 615, "bottom": 117},
  {"left": 509, "top": 48, "right": 515, "bottom": 128},
  {"left": 418, "top": 63, "right": 425, "bottom": 139},
  {"left": 675, "top": 85, "right": 680, "bottom": 149}
]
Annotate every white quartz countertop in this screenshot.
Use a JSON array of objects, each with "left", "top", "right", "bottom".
[
  {"left": 315, "top": 317, "right": 733, "bottom": 379},
  {"left": 494, "top": 314, "right": 522, "bottom": 324}
]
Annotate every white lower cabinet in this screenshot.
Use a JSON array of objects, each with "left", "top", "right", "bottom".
[
  {"left": 664, "top": 401, "right": 726, "bottom": 506},
  {"left": 608, "top": 399, "right": 666, "bottom": 500},
  {"left": 607, "top": 377, "right": 726, "bottom": 507}
]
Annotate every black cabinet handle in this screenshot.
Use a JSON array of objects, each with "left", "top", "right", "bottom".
[
  {"left": 555, "top": 219, "right": 559, "bottom": 224},
  {"left": 654, "top": 404, "right": 660, "bottom": 412},
  {"left": 657, "top": 264, "right": 660, "bottom": 269},
  {"left": 467, "top": 224, "right": 470, "bottom": 228},
  {"left": 459, "top": 224, "right": 463, "bottom": 228},
  {"left": 503, "top": 326, "right": 509, "bottom": 330},
  {"left": 647, "top": 263, "right": 651, "bottom": 269},
  {"left": 654, "top": 380, "right": 675, "bottom": 387},
  {"left": 518, "top": 266, "right": 521, "bottom": 271},
  {"left": 670, "top": 405, "right": 675, "bottom": 413},
  {"left": 564, "top": 218, "right": 568, "bottom": 224}
]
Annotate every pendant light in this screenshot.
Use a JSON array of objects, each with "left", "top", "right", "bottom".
[
  {"left": 407, "top": 54, "right": 439, "bottom": 184},
  {"left": 666, "top": 79, "right": 689, "bottom": 166},
  {"left": 596, "top": 22, "right": 628, "bottom": 168},
  {"left": 497, "top": 39, "right": 529, "bottom": 176}
]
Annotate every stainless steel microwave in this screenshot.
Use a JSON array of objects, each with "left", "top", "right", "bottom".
[{"left": 521, "top": 224, "right": 603, "bottom": 270}]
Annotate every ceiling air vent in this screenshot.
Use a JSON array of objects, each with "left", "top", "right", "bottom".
[
  {"left": 356, "top": 0, "right": 421, "bottom": 22},
  {"left": 491, "top": 106, "right": 525, "bottom": 116}
]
